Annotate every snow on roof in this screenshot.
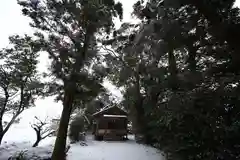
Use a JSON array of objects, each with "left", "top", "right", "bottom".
[
  {"left": 103, "top": 114, "right": 127, "bottom": 118},
  {"left": 92, "top": 106, "right": 127, "bottom": 116}
]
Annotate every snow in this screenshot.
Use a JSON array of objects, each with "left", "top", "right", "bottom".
[
  {"left": 67, "top": 135, "right": 165, "bottom": 160},
  {"left": 92, "top": 106, "right": 127, "bottom": 116},
  {"left": 1, "top": 110, "right": 164, "bottom": 160},
  {"left": 1, "top": 117, "right": 164, "bottom": 160},
  {"left": 0, "top": 133, "right": 165, "bottom": 160},
  {"left": 0, "top": 141, "right": 53, "bottom": 160},
  {"left": 103, "top": 114, "right": 127, "bottom": 118}
]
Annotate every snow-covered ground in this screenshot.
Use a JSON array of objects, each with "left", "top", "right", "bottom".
[
  {"left": 0, "top": 142, "right": 53, "bottom": 160},
  {"left": 0, "top": 134, "right": 165, "bottom": 160},
  {"left": 0, "top": 136, "right": 56, "bottom": 160},
  {"left": 67, "top": 135, "right": 164, "bottom": 160},
  {"left": 1, "top": 110, "right": 165, "bottom": 160}
]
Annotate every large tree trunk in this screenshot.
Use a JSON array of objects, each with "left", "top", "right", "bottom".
[
  {"left": 187, "top": 45, "right": 198, "bottom": 89},
  {"left": 51, "top": 85, "right": 74, "bottom": 160},
  {"left": 0, "top": 120, "right": 3, "bottom": 144},
  {"left": 133, "top": 66, "right": 147, "bottom": 143},
  {"left": 51, "top": 31, "right": 90, "bottom": 160},
  {"left": 188, "top": 48, "right": 196, "bottom": 73}
]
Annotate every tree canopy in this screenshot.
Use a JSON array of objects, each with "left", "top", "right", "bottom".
[
  {"left": 103, "top": 0, "right": 240, "bottom": 159},
  {"left": 0, "top": 35, "right": 43, "bottom": 144},
  {"left": 0, "top": 0, "right": 238, "bottom": 160},
  {"left": 18, "top": 0, "right": 123, "bottom": 159}
]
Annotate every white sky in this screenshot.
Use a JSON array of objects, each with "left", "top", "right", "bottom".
[{"left": 0, "top": 0, "right": 137, "bottom": 128}]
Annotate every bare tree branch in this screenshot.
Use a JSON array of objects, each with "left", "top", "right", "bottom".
[
  {"left": 31, "top": 116, "right": 54, "bottom": 147},
  {"left": 2, "top": 112, "right": 22, "bottom": 135}
]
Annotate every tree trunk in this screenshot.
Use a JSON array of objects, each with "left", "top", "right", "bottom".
[
  {"left": 134, "top": 66, "right": 147, "bottom": 143},
  {"left": 51, "top": 31, "right": 89, "bottom": 160},
  {"left": 0, "top": 133, "right": 3, "bottom": 145},
  {"left": 0, "top": 120, "right": 4, "bottom": 144},
  {"left": 0, "top": 90, "right": 9, "bottom": 145},
  {"left": 187, "top": 46, "right": 198, "bottom": 89},
  {"left": 32, "top": 138, "right": 40, "bottom": 147},
  {"left": 188, "top": 48, "right": 196, "bottom": 73},
  {"left": 168, "top": 48, "right": 178, "bottom": 90},
  {"left": 51, "top": 86, "right": 74, "bottom": 160},
  {"left": 32, "top": 131, "right": 41, "bottom": 147}
]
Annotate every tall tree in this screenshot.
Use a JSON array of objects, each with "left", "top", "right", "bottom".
[
  {"left": 18, "top": 0, "right": 123, "bottom": 159},
  {"left": 105, "top": 0, "right": 240, "bottom": 159},
  {"left": 0, "top": 35, "right": 43, "bottom": 144}
]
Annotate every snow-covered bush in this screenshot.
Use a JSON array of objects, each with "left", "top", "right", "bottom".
[
  {"left": 8, "top": 150, "right": 28, "bottom": 160},
  {"left": 0, "top": 142, "right": 52, "bottom": 160},
  {"left": 8, "top": 152, "right": 51, "bottom": 160},
  {"left": 68, "top": 115, "right": 86, "bottom": 143}
]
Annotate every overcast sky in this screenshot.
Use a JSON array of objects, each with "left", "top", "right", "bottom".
[{"left": 1, "top": 0, "right": 240, "bottom": 137}]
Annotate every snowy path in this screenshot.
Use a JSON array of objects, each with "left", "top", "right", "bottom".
[
  {"left": 67, "top": 136, "right": 165, "bottom": 160},
  {"left": 0, "top": 134, "right": 165, "bottom": 160}
]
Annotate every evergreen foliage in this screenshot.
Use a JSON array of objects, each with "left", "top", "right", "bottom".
[
  {"left": 0, "top": 35, "right": 43, "bottom": 144},
  {"left": 69, "top": 115, "right": 86, "bottom": 143},
  {"left": 18, "top": 0, "right": 123, "bottom": 159},
  {"left": 103, "top": 0, "right": 240, "bottom": 159}
]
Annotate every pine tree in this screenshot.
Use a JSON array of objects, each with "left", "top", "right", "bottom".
[
  {"left": 18, "top": 0, "right": 123, "bottom": 159},
  {"left": 0, "top": 35, "right": 43, "bottom": 144}
]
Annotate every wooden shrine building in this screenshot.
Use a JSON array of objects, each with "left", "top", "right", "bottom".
[{"left": 92, "top": 106, "right": 128, "bottom": 140}]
